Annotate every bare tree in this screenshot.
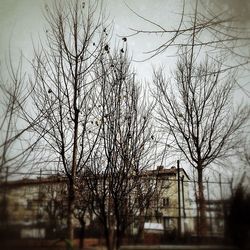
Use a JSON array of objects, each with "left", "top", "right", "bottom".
[
  {"left": 0, "top": 56, "right": 41, "bottom": 229},
  {"left": 25, "top": 0, "right": 108, "bottom": 241},
  {"left": 129, "top": 0, "right": 250, "bottom": 65},
  {"left": 0, "top": 57, "right": 36, "bottom": 183},
  {"left": 85, "top": 45, "right": 158, "bottom": 250},
  {"left": 153, "top": 49, "right": 250, "bottom": 235},
  {"left": 126, "top": 0, "right": 250, "bottom": 237}
]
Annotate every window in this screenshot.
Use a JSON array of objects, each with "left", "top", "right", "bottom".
[
  {"left": 163, "top": 197, "right": 170, "bottom": 207},
  {"left": 164, "top": 217, "right": 172, "bottom": 228},
  {"left": 27, "top": 200, "right": 32, "bottom": 210}
]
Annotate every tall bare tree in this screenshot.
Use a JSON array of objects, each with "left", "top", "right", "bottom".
[
  {"left": 26, "top": 0, "right": 108, "bottom": 241},
  {"left": 127, "top": 0, "right": 250, "bottom": 237},
  {"left": 153, "top": 49, "right": 250, "bottom": 235},
  {"left": 0, "top": 56, "right": 41, "bottom": 229},
  {"left": 85, "top": 45, "right": 158, "bottom": 250},
  {"left": 0, "top": 57, "right": 36, "bottom": 182}
]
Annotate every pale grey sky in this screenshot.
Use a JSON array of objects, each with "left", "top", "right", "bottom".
[
  {"left": 0, "top": 0, "right": 249, "bottom": 183},
  {"left": 0, "top": 0, "right": 182, "bottom": 81},
  {"left": 1, "top": 0, "right": 250, "bottom": 89}
]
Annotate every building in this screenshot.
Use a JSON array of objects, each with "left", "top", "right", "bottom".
[
  {"left": 0, "top": 175, "right": 68, "bottom": 239},
  {"left": 0, "top": 166, "right": 192, "bottom": 240},
  {"left": 144, "top": 166, "right": 193, "bottom": 235}
]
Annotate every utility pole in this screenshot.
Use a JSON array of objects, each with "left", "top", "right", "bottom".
[
  {"left": 206, "top": 179, "right": 213, "bottom": 236},
  {"left": 177, "top": 160, "right": 181, "bottom": 238},
  {"left": 230, "top": 177, "right": 233, "bottom": 196},
  {"left": 181, "top": 176, "right": 186, "bottom": 219},
  {"left": 219, "top": 174, "right": 226, "bottom": 238}
]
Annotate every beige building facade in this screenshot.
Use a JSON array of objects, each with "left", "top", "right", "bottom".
[
  {"left": 144, "top": 166, "right": 193, "bottom": 234},
  {"left": 0, "top": 166, "right": 193, "bottom": 239}
]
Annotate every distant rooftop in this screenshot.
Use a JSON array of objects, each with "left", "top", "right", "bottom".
[
  {"left": 0, "top": 174, "right": 66, "bottom": 189},
  {"left": 0, "top": 166, "right": 190, "bottom": 189},
  {"left": 146, "top": 166, "right": 190, "bottom": 180}
]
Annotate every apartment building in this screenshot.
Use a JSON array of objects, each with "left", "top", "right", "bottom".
[
  {"left": 144, "top": 166, "right": 193, "bottom": 234},
  {"left": 0, "top": 175, "right": 67, "bottom": 239},
  {"left": 0, "top": 166, "right": 193, "bottom": 239}
]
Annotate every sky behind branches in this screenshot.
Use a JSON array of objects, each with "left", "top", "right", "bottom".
[
  {"left": 1, "top": 0, "right": 250, "bottom": 94},
  {"left": 0, "top": 0, "right": 182, "bottom": 80},
  {"left": 1, "top": 0, "right": 250, "bottom": 81},
  {"left": 0, "top": 0, "right": 249, "bottom": 183}
]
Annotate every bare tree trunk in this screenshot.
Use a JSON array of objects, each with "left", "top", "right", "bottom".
[
  {"left": 136, "top": 214, "right": 144, "bottom": 244},
  {"left": 79, "top": 219, "right": 85, "bottom": 250},
  {"left": 109, "top": 230, "right": 115, "bottom": 250},
  {"left": 197, "top": 167, "right": 206, "bottom": 237},
  {"left": 104, "top": 224, "right": 114, "bottom": 250},
  {"left": 67, "top": 179, "right": 75, "bottom": 241},
  {"left": 67, "top": 75, "right": 79, "bottom": 241}
]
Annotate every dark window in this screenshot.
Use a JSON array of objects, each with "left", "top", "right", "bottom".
[
  {"left": 163, "top": 197, "right": 170, "bottom": 207},
  {"left": 27, "top": 200, "right": 32, "bottom": 210}
]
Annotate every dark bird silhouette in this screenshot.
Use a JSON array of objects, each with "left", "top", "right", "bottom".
[{"left": 104, "top": 44, "right": 109, "bottom": 51}]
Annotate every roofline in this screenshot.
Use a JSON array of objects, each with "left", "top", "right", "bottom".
[{"left": 0, "top": 176, "right": 67, "bottom": 189}]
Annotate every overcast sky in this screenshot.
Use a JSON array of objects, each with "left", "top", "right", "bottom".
[
  {"left": 0, "top": 0, "right": 249, "bottom": 183},
  {"left": 1, "top": 0, "right": 250, "bottom": 82},
  {"left": 0, "top": 0, "right": 183, "bottom": 82},
  {"left": 1, "top": 0, "right": 250, "bottom": 95}
]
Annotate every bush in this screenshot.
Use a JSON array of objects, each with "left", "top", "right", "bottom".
[{"left": 226, "top": 185, "right": 250, "bottom": 249}]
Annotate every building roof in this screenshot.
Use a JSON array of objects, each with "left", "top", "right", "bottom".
[
  {"left": 0, "top": 175, "right": 66, "bottom": 189},
  {"left": 0, "top": 166, "right": 190, "bottom": 190},
  {"left": 146, "top": 166, "right": 190, "bottom": 180}
]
